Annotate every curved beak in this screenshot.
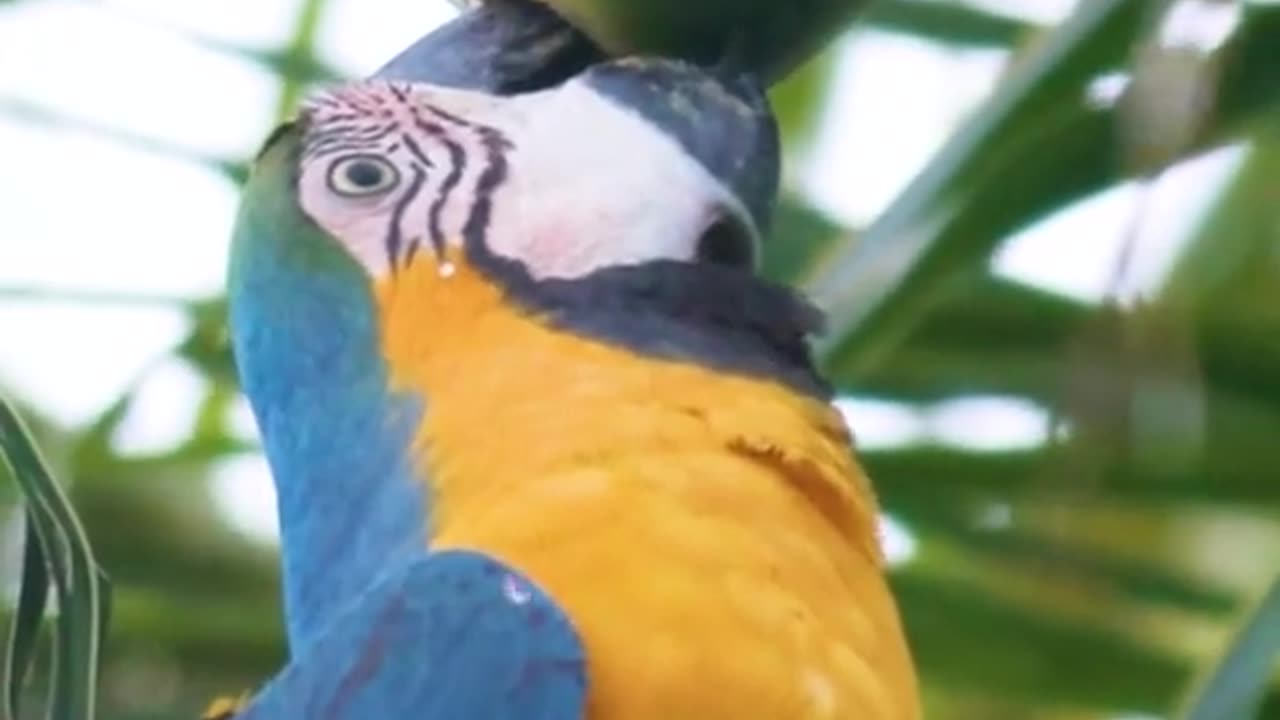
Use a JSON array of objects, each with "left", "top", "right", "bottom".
[
  {"left": 373, "top": 2, "right": 780, "bottom": 241},
  {"left": 579, "top": 58, "right": 780, "bottom": 242},
  {"left": 373, "top": 0, "right": 603, "bottom": 93}
]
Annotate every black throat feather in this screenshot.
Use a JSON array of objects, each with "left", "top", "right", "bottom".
[{"left": 467, "top": 241, "right": 833, "bottom": 401}]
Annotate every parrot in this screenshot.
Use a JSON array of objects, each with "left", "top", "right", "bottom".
[{"left": 223, "top": 1, "right": 921, "bottom": 717}]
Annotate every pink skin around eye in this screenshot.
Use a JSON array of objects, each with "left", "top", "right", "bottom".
[
  {"left": 297, "top": 79, "right": 733, "bottom": 281},
  {"left": 297, "top": 161, "right": 409, "bottom": 276}
]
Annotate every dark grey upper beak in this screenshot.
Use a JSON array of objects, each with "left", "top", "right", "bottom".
[{"left": 373, "top": 0, "right": 603, "bottom": 92}]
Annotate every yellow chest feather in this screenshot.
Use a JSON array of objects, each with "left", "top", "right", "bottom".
[{"left": 374, "top": 256, "right": 920, "bottom": 719}]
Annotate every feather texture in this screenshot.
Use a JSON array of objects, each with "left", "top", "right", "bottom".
[
  {"left": 233, "top": 550, "right": 586, "bottom": 720},
  {"left": 229, "top": 132, "right": 430, "bottom": 651},
  {"left": 377, "top": 250, "right": 921, "bottom": 719}
]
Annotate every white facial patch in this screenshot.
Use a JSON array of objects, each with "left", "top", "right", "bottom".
[
  {"left": 293, "top": 78, "right": 744, "bottom": 281},
  {"left": 484, "top": 80, "right": 745, "bottom": 279}
]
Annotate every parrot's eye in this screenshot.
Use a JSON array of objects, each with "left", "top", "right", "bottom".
[{"left": 327, "top": 155, "right": 401, "bottom": 197}]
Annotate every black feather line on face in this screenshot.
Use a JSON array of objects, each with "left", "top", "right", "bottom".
[
  {"left": 410, "top": 109, "right": 467, "bottom": 262},
  {"left": 400, "top": 133, "right": 435, "bottom": 169},
  {"left": 461, "top": 124, "right": 511, "bottom": 252},
  {"left": 304, "top": 124, "right": 399, "bottom": 161},
  {"left": 397, "top": 133, "right": 436, "bottom": 265},
  {"left": 386, "top": 165, "right": 426, "bottom": 271}
]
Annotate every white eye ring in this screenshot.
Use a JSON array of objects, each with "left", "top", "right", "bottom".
[{"left": 327, "top": 154, "right": 401, "bottom": 197}]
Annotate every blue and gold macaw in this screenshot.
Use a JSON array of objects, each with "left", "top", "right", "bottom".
[{"left": 224, "top": 2, "right": 920, "bottom": 717}]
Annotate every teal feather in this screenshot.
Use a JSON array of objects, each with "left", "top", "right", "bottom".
[
  {"left": 234, "top": 550, "right": 587, "bottom": 720},
  {"left": 227, "top": 126, "right": 585, "bottom": 719},
  {"left": 228, "top": 126, "right": 430, "bottom": 652}
]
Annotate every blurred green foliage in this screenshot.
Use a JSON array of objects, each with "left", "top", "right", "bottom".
[
  {"left": 0, "top": 397, "right": 109, "bottom": 720},
  {"left": 0, "top": 0, "right": 1278, "bottom": 718}
]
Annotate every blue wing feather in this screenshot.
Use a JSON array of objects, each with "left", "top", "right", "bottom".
[{"left": 236, "top": 550, "right": 587, "bottom": 719}]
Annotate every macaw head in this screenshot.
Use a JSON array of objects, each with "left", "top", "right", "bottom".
[
  {"left": 245, "top": 26, "right": 778, "bottom": 290},
  {"left": 227, "top": 0, "right": 818, "bottom": 650},
  {"left": 275, "top": 61, "right": 773, "bottom": 281}
]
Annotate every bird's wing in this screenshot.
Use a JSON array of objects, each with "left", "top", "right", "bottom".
[{"left": 235, "top": 550, "right": 587, "bottom": 720}]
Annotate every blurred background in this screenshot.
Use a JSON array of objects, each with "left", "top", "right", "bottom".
[{"left": 0, "top": 0, "right": 1277, "bottom": 717}]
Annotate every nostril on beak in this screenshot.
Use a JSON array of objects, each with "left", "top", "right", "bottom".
[{"left": 696, "top": 217, "right": 756, "bottom": 270}]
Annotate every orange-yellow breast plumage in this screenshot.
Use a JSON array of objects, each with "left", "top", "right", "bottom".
[{"left": 374, "top": 252, "right": 921, "bottom": 719}]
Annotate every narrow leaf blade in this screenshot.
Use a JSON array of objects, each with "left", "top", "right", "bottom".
[
  {"left": 1179, "top": 576, "right": 1280, "bottom": 720},
  {"left": 4, "top": 517, "right": 49, "bottom": 720}
]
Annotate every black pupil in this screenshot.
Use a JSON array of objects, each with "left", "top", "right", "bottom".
[{"left": 345, "top": 160, "right": 386, "bottom": 189}]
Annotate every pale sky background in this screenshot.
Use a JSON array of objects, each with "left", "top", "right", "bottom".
[{"left": 0, "top": 0, "right": 1248, "bottom": 554}]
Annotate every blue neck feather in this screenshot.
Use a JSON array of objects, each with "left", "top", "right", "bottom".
[{"left": 228, "top": 157, "right": 430, "bottom": 653}]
